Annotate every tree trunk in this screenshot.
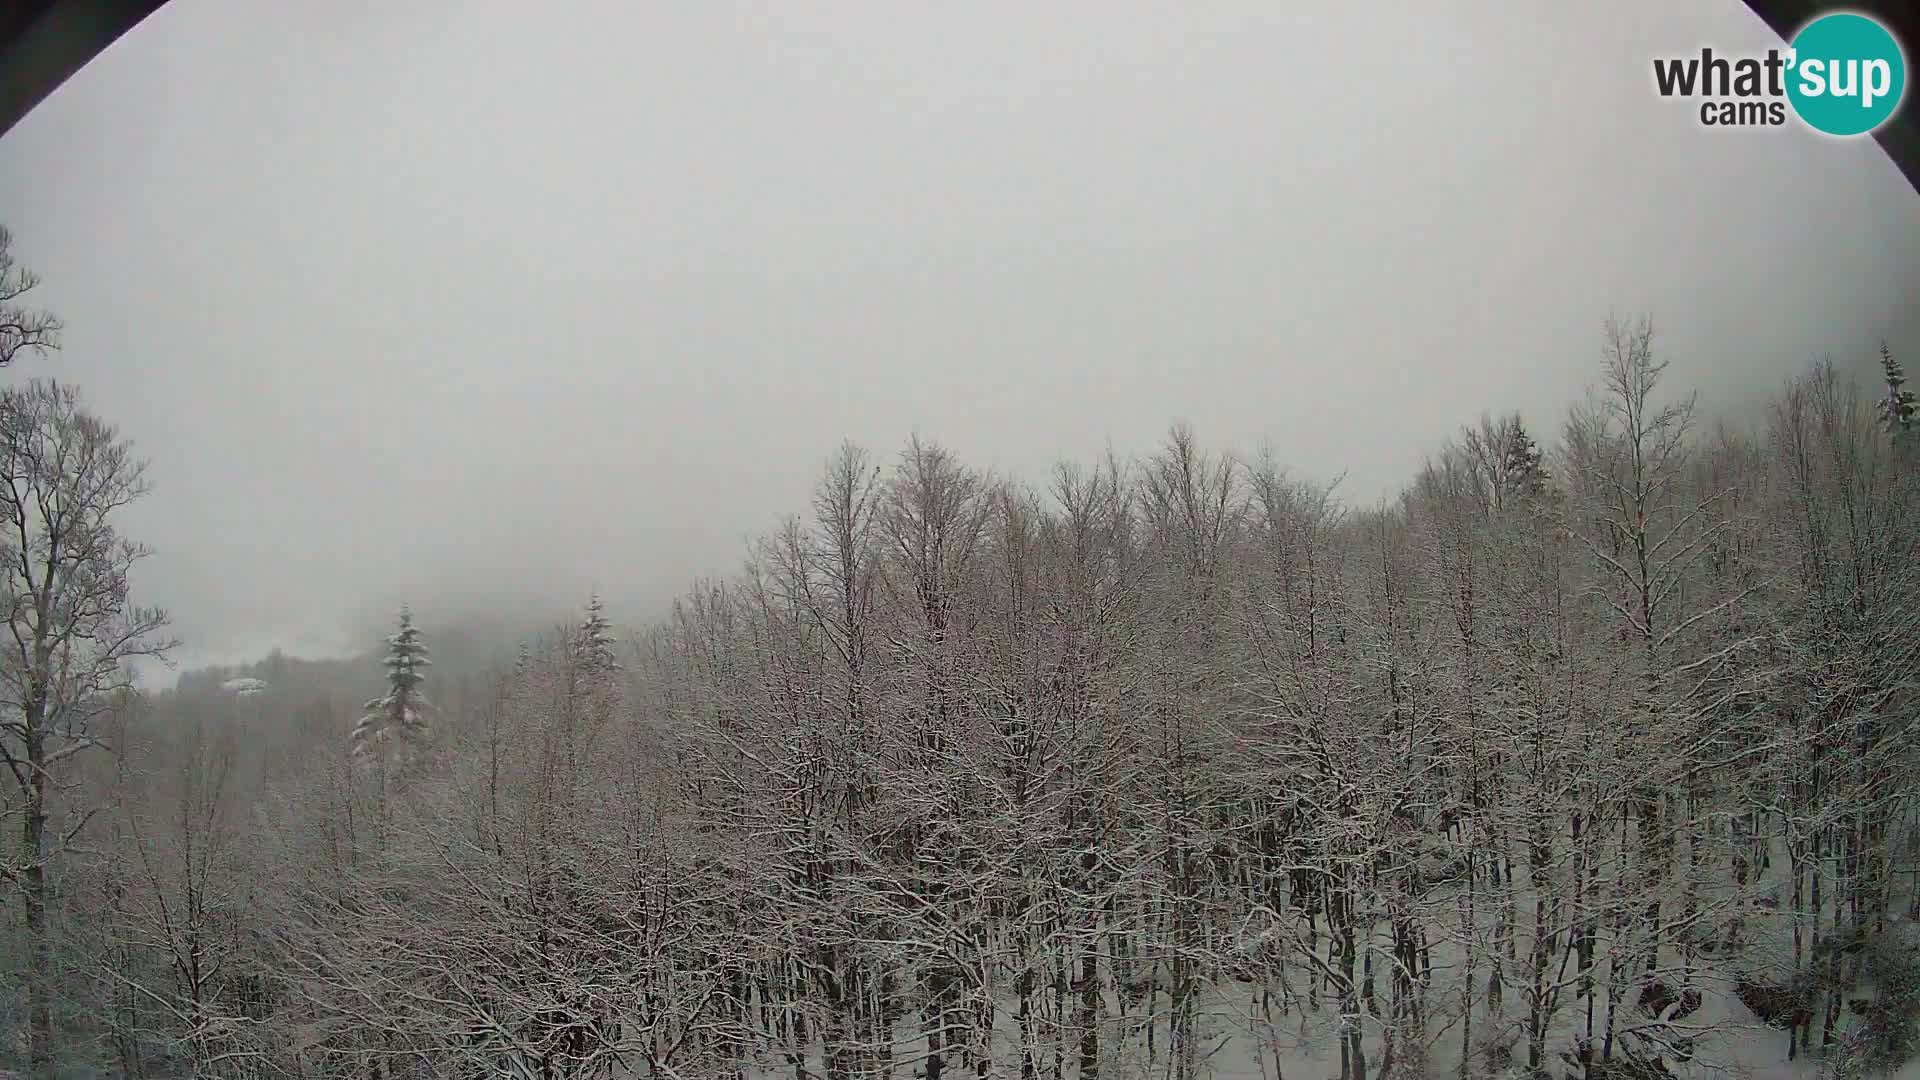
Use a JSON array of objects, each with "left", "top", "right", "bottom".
[
  {"left": 1077, "top": 926, "right": 1100, "bottom": 1080},
  {"left": 22, "top": 696, "right": 54, "bottom": 1080}
]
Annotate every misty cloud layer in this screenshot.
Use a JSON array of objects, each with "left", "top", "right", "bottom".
[{"left": 0, "top": 0, "right": 1915, "bottom": 677}]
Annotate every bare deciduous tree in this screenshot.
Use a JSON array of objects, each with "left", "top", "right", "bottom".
[
  {"left": 0, "top": 228, "right": 60, "bottom": 369},
  {"left": 0, "top": 379, "right": 171, "bottom": 1077}
]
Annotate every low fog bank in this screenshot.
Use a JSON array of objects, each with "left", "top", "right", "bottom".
[
  {"left": 136, "top": 604, "right": 607, "bottom": 693},
  {"left": 134, "top": 336, "right": 1919, "bottom": 695}
]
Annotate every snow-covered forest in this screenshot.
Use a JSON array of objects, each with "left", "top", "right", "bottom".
[{"left": 8, "top": 236, "right": 1920, "bottom": 1078}]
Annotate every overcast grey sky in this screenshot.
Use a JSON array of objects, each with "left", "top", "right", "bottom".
[{"left": 1, "top": 0, "right": 1916, "bottom": 678}]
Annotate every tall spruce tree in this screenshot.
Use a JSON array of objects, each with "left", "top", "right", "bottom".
[
  {"left": 351, "top": 606, "right": 433, "bottom": 760},
  {"left": 574, "top": 593, "right": 619, "bottom": 675},
  {"left": 1881, "top": 343, "right": 1915, "bottom": 438},
  {"left": 1503, "top": 416, "right": 1550, "bottom": 499}
]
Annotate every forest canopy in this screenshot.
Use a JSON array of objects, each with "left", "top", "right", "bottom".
[{"left": 5, "top": 310, "right": 1920, "bottom": 1080}]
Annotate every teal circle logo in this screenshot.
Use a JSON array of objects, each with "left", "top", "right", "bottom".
[{"left": 1787, "top": 13, "right": 1906, "bottom": 136}]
